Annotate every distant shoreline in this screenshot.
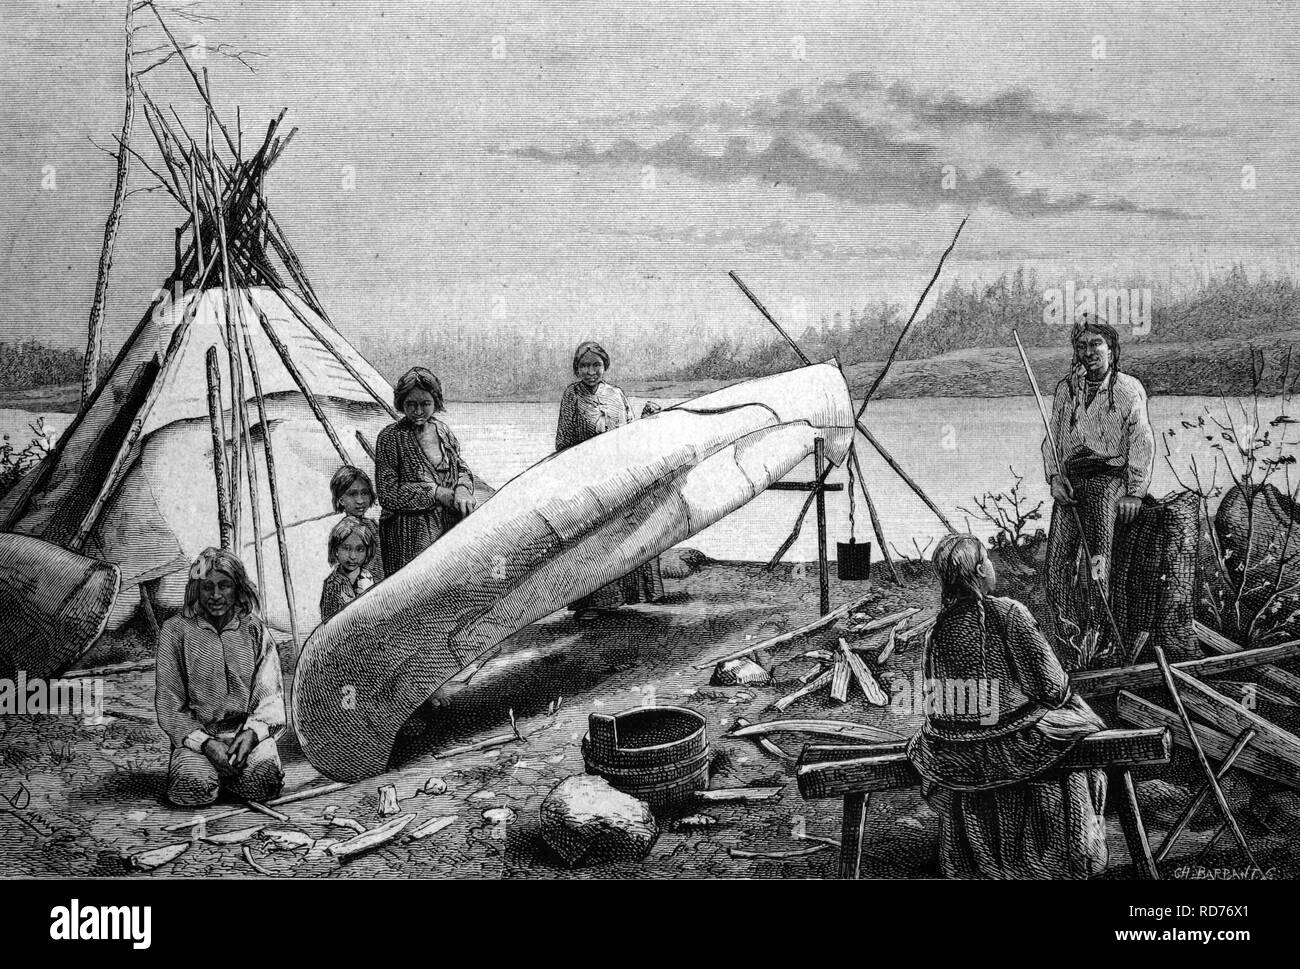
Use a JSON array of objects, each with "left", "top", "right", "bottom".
[{"left": 5, "top": 330, "right": 1296, "bottom": 414}]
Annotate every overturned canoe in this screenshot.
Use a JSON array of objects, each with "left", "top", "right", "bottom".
[
  {"left": 0, "top": 532, "right": 120, "bottom": 679},
  {"left": 292, "top": 362, "right": 855, "bottom": 781}
]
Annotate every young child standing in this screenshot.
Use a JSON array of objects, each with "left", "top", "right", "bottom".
[
  {"left": 155, "top": 548, "right": 286, "bottom": 808},
  {"left": 330, "top": 465, "right": 384, "bottom": 581},
  {"left": 320, "top": 516, "right": 377, "bottom": 622}
]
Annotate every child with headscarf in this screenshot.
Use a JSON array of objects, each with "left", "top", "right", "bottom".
[{"left": 154, "top": 548, "right": 285, "bottom": 807}]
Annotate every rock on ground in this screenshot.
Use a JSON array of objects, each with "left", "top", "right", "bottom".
[
  {"left": 711, "top": 658, "right": 771, "bottom": 686},
  {"left": 540, "top": 775, "right": 658, "bottom": 868}
]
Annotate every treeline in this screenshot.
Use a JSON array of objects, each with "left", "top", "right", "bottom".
[
  {"left": 0, "top": 341, "right": 109, "bottom": 391},
  {"left": 664, "top": 264, "right": 1300, "bottom": 382},
  {"left": 354, "top": 323, "right": 706, "bottom": 400}
]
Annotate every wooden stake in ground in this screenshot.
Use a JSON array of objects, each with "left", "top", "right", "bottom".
[
  {"left": 814, "top": 437, "right": 830, "bottom": 617},
  {"left": 204, "top": 346, "right": 234, "bottom": 550},
  {"left": 849, "top": 444, "right": 901, "bottom": 586},
  {"left": 1153, "top": 645, "right": 1259, "bottom": 871}
]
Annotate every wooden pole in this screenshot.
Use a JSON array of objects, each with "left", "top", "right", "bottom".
[
  {"left": 1153, "top": 645, "right": 1259, "bottom": 871},
  {"left": 236, "top": 292, "right": 303, "bottom": 656},
  {"left": 205, "top": 346, "right": 233, "bottom": 550},
  {"left": 202, "top": 80, "right": 243, "bottom": 553},
  {"left": 252, "top": 303, "right": 353, "bottom": 466},
  {"left": 1155, "top": 727, "right": 1256, "bottom": 864},
  {"left": 82, "top": 0, "right": 137, "bottom": 408},
  {"left": 814, "top": 437, "right": 830, "bottom": 617},
  {"left": 849, "top": 443, "right": 901, "bottom": 586},
  {"left": 71, "top": 263, "right": 216, "bottom": 550},
  {"left": 233, "top": 299, "right": 267, "bottom": 600}
]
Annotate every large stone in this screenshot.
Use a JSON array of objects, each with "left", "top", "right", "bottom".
[
  {"left": 711, "top": 658, "right": 771, "bottom": 686},
  {"left": 540, "top": 775, "right": 658, "bottom": 868}
]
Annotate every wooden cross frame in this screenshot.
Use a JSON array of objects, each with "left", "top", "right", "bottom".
[{"left": 796, "top": 728, "right": 1172, "bottom": 880}]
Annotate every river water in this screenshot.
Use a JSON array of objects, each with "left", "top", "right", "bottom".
[{"left": 3, "top": 393, "right": 1288, "bottom": 564}]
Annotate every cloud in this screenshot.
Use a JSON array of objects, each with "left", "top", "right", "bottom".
[{"left": 500, "top": 71, "right": 1195, "bottom": 220}]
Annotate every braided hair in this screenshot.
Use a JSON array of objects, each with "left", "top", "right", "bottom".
[
  {"left": 932, "top": 534, "right": 992, "bottom": 656},
  {"left": 1068, "top": 316, "right": 1122, "bottom": 428}
]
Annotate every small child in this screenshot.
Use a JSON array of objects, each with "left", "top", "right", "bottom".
[
  {"left": 320, "top": 516, "right": 377, "bottom": 622},
  {"left": 330, "top": 465, "right": 383, "bottom": 581},
  {"left": 155, "top": 548, "right": 286, "bottom": 808}
]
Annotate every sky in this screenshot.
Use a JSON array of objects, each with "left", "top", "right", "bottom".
[{"left": 1, "top": 0, "right": 1298, "bottom": 368}]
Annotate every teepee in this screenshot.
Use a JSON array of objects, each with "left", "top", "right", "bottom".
[{"left": 0, "top": 60, "right": 398, "bottom": 646}]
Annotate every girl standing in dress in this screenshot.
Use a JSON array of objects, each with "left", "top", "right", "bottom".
[
  {"left": 374, "top": 367, "right": 479, "bottom": 575},
  {"left": 555, "top": 340, "right": 664, "bottom": 615}
]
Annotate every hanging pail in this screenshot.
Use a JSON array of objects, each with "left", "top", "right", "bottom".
[{"left": 837, "top": 539, "right": 872, "bottom": 580}]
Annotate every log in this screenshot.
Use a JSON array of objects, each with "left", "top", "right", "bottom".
[
  {"left": 797, "top": 729, "right": 1171, "bottom": 800},
  {"left": 728, "top": 718, "right": 904, "bottom": 745},
  {"left": 1116, "top": 691, "right": 1300, "bottom": 790},
  {"left": 850, "top": 607, "right": 920, "bottom": 634},
  {"left": 840, "top": 638, "right": 888, "bottom": 706},
  {"left": 773, "top": 669, "right": 833, "bottom": 712},
  {"left": 695, "top": 588, "right": 879, "bottom": 669},
  {"left": 829, "top": 654, "right": 850, "bottom": 703},
  {"left": 697, "top": 787, "right": 783, "bottom": 803},
  {"left": 731, "top": 717, "right": 795, "bottom": 763},
  {"left": 1170, "top": 665, "right": 1300, "bottom": 775},
  {"left": 1072, "top": 640, "right": 1300, "bottom": 697},
  {"left": 327, "top": 813, "right": 416, "bottom": 860},
  {"left": 1195, "top": 620, "right": 1300, "bottom": 703}
]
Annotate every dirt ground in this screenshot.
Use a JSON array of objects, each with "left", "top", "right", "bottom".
[{"left": 2, "top": 553, "right": 1297, "bottom": 880}]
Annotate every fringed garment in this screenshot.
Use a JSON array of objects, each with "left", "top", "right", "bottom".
[{"left": 555, "top": 380, "right": 664, "bottom": 610}]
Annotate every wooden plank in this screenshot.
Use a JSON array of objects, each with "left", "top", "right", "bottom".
[
  {"left": 1195, "top": 620, "right": 1300, "bottom": 703},
  {"left": 772, "top": 669, "right": 833, "bottom": 712},
  {"left": 797, "top": 729, "right": 1170, "bottom": 800},
  {"left": 801, "top": 741, "right": 909, "bottom": 765},
  {"left": 1155, "top": 648, "right": 1258, "bottom": 871},
  {"left": 1116, "top": 691, "right": 1300, "bottom": 789},
  {"left": 1171, "top": 665, "right": 1300, "bottom": 773},
  {"left": 1072, "top": 640, "right": 1300, "bottom": 697},
  {"left": 829, "top": 654, "right": 850, "bottom": 703},
  {"left": 839, "top": 637, "right": 888, "bottom": 705},
  {"left": 696, "top": 587, "right": 878, "bottom": 669},
  {"left": 840, "top": 792, "right": 869, "bottom": 879},
  {"left": 1112, "top": 768, "right": 1160, "bottom": 880}
]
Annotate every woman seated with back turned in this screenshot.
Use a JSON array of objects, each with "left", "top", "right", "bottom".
[{"left": 907, "top": 534, "right": 1108, "bottom": 879}]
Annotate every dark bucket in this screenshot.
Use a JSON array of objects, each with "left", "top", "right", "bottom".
[
  {"left": 837, "top": 539, "right": 872, "bottom": 580},
  {"left": 582, "top": 706, "right": 709, "bottom": 811}
]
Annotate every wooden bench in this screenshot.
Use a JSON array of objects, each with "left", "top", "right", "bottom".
[{"left": 796, "top": 727, "right": 1172, "bottom": 879}]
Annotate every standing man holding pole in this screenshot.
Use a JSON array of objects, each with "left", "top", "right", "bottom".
[{"left": 1036, "top": 319, "right": 1154, "bottom": 664}]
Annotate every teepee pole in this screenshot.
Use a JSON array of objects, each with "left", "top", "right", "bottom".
[
  {"left": 236, "top": 289, "right": 302, "bottom": 655},
  {"left": 205, "top": 346, "right": 234, "bottom": 550},
  {"left": 230, "top": 298, "right": 267, "bottom": 600},
  {"left": 70, "top": 263, "right": 216, "bottom": 551},
  {"left": 252, "top": 304, "right": 353, "bottom": 466},
  {"left": 849, "top": 443, "right": 902, "bottom": 586}
]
